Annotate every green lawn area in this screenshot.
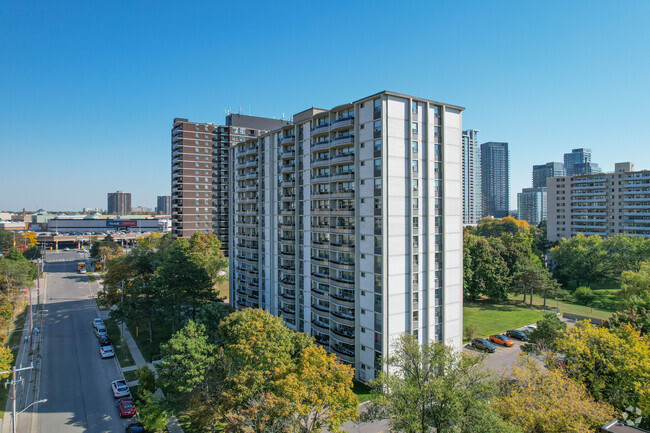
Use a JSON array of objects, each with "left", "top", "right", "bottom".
[
  {"left": 463, "top": 300, "right": 546, "bottom": 340},
  {"left": 506, "top": 294, "right": 613, "bottom": 320},
  {"left": 0, "top": 308, "right": 27, "bottom": 420},
  {"left": 353, "top": 380, "right": 373, "bottom": 404},
  {"left": 125, "top": 317, "right": 174, "bottom": 363},
  {"left": 88, "top": 273, "right": 97, "bottom": 284},
  {"left": 215, "top": 280, "right": 228, "bottom": 301},
  {"left": 123, "top": 369, "right": 138, "bottom": 383},
  {"left": 104, "top": 317, "right": 136, "bottom": 367}
]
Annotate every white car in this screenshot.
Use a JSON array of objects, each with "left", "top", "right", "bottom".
[
  {"left": 524, "top": 324, "right": 538, "bottom": 333},
  {"left": 79, "top": 269, "right": 87, "bottom": 274},
  {"left": 92, "top": 318, "right": 104, "bottom": 328},
  {"left": 100, "top": 345, "right": 115, "bottom": 358},
  {"left": 111, "top": 379, "right": 130, "bottom": 398}
]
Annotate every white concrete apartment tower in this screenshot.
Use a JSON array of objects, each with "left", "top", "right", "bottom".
[
  {"left": 229, "top": 91, "right": 464, "bottom": 381},
  {"left": 462, "top": 129, "right": 481, "bottom": 225}
]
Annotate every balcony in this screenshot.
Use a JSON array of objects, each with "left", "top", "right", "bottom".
[
  {"left": 331, "top": 311, "right": 355, "bottom": 326},
  {"left": 329, "top": 189, "right": 354, "bottom": 199},
  {"left": 279, "top": 149, "right": 295, "bottom": 159},
  {"left": 311, "top": 122, "right": 330, "bottom": 134},
  {"left": 311, "top": 207, "right": 330, "bottom": 215},
  {"left": 329, "top": 116, "right": 355, "bottom": 131},
  {"left": 329, "top": 172, "right": 354, "bottom": 182},
  {"left": 280, "top": 194, "right": 296, "bottom": 202},
  {"left": 330, "top": 259, "right": 355, "bottom": 271},
  {"left": 279, "top": 250, "right": 295, "bottom": 259},
  {"left": 331, "top": 327, "right": 355, "bottom": 344},
  {"left": 280, "top": 135, "right": 296, "bottom": 145},
  {"left": 280, "top": 164, "right": 296, "bottom": 174},
  {"left": 279, "top": 178, "right": 295, "bottom": 187},
  {"left": 311, "top": 302, "right": 329, "bottom": 314},
  {"left": 311, "top": 224, "right": 330, "bottom": 233},
  {"left": 330, "top": 225, "right": 354, "bottom": 235},
  {"left": 330, "top": 135, "right": 355, "bottom": 148},
  {"left": 330, "top": 152, "right": 354, "bottom": 163},
  {"left": 311, "top": 191, "right": 330, "bottom": 199},
  {"left": 311, "top": 157, "right": 331, "bottom": 169},
  {"left": 330, "top": 292, "right": 355, "bottom": 308},
  {"left": 330, "top": 241, "right": 354, "bottom": 252},
  {"left": 331, "top": 344, "right": 355, "bottom": 363},
  {"left": 312, "top": 319, "right": 330, "bottom": 333},
  {"left": 311, "top": 140, "right": 330, "bottom": 152},
  {"left": 311, "top": 274, "right": 329, "bottom": 285},
  {"left": 279, "top": 307, "right": 296, "bottom": 318},
  {"left": 311, "top": 254, "right": 329, "bottom": 264},
  {"left": 330, "top": 277, "right": 354, "bottom": 289}
]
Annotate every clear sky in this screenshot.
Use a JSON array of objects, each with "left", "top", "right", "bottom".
[{"left": 1, "top": 0, "right": 649, "bottom": 211}]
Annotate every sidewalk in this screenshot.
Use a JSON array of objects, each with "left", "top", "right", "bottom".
[{"left": 90, "top": 272, "right": 183, "bottom": 433}]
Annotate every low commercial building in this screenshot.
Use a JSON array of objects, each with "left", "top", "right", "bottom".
[
  {"left": 46, "top": 215, "right": 165, "bottom": 233},
  {"left": 548, "top": 162, "right": 650, "bottom": 241}
]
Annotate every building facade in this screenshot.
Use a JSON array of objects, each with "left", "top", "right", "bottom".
[
  {"left": 171, "top": 115, "right": 289, "bottom": 251},
  {"left": 532, "top": 162, "right": 564, "bottom": 188},
  {"left": 156, "top": 195, "right": 171, "bottom": 215},
  {"left": 564, "top": 148, "right": 601, "bottom": 176},
  {"left": 229, "top": 91, "right": 464, "bottom": 381},
  {"left": 517, "top": 187, "right": 547, "bottom": 226},
  {"left": 462, "top": 130, "right": 481, "bottom": 225},
  {"left": 547, "top": 162, "right": 650, "bottom": 241},
  {"left": 107, "top": 191, "right": 132, "bottom": 215},
  {"left": 480, "top": 142, "right": 510, "bottom": 218}
]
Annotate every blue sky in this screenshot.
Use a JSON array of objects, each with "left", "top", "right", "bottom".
[{"left": 1, "top": 0, "right": 649, "bottom": 211}]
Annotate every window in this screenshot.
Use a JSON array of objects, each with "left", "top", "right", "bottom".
[
  {"left": 412, "top": 122, "right": 418, "bottom": 134},
  {"left": 374, "top": 99, "right": 381, "bottom": 110},
  {"left": 413, "top": 217, "right": 419, "bottom": 229},
  {"left": 412, "top": 141, "right": 418, "bottom": 153},
  {"left": 413, "top": 236, "right": 419, "bottom": 249},
  {"left": 374, "top": 120, "right": 381, "bottom": 133},
  {"left": 412, "top": 101, "right": 418, "bottom": 114},
  {"left": 412, "top": 179, "right": 418, "bottom": 190},
  {"left": 374, "top": 140, "right": 381, "bottom": 153},
  {"left": 412, "top": 160, "right": 419, "bottom": 172},
  {"left": 413, "top": 198, "right": 419, "bottom": 210}
]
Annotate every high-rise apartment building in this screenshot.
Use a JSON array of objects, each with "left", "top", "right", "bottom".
[
  {"left": 517, "top": 187, "right": 547, "bottom": 226},
  {"left": 156, "top": 195, "right": 171, "bottom": 215},
  {"left": 564, "top": 148, "right": 601, "bottom": 176},
  {"left": 548, "top": 162, "right": 650, "bottom": 241},
  {"left": 462, "top": 130, "right": 481, "bottom": 225},
  {"left": 229, "top": 91, "right": 464, "bottom": 381},
  {"left": 532, "top": 162, "right": 564, "bottom": 188},
  {"left": 107, "top": 191, "right": 132, "bottom": 215},
  {"left": 480, "top": 142, "right": 510, "bottom": 218},
  {"left": 171, "top": 115, "right": 289, "bottom": 251}
]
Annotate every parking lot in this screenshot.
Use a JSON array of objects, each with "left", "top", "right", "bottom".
[{"left": 463, "top": 335, "right": 529, "bottom": 374}]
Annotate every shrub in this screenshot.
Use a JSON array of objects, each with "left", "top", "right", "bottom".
[
  {"left": 464, "top": 323, "right": 480, "bottom": 342},
  {"left": 574, "top": 286, "right": 595, "bottom": 305},
  {"left": 136, "top": 365, "right": 157, "bottom": 393}
]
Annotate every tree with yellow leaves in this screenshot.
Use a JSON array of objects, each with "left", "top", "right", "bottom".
[
  {"left": 556, "top": 321, "right": 650, "bottom": 417},
  {"left": 494, "top": 357, "right": 614, "bottom": 433}
]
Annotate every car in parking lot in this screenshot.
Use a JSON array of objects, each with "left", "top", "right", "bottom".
[
  {"left": 117, "top": 397, "right": 137, "bottom": 418},
  {"left": 92, "top": 318, "right": 104, "bottom": 328},
  {"left": 125, "top": 421, "right": 146, "bottom": 432},
  {"left": 100, "top": 345, "right": 115, "bottom": 358},
  {"left": 471, "top": 338, "right": 497, "bottom": 353},
  {"left": 524, "top": 324, "right": 537, "bottom": 333},
  {"left": 506, "top": 329, "right": 529, "bottom": 341},
  {"left": 489, "top": 334, "right": 514, "bottom": 347},
  {"left": 111, "top": 379, "right": 130, "bottom": 398},
  {"left": 98, "top": 334, "right": 111, "bottom": 347}
]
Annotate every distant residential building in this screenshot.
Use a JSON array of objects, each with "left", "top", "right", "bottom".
[
  {"left": 132, "top": 206, "right": 153, "bottom": 213},
  {"left": 517, "top": 187, "right": 547, "bottom": 226},
  {"left": 533, "top": 162, "right": 564, "bottom": 188},
  {"left": 548, "top": 162, "right": 650, "bottom": 241},
  {"left": 481, "top": 142, "right": 510, "bottom": 218},
  {"left": 156, "top": 195, "right": 171, "bottom": 215},
  {"left": 229, "top": 91, "right": 464, "bottom": 381},
  {"left": 462, "top": 130, "right": 482, "bottom": 224},
  {"left": 107, "top": 191, "right": 132, "bottom": 215},
  {"left": 564, "top": 148, "right": 601, "bottom": 176},
  {"left": 171, "top": 115, "right": 290, "bottom": 253}
]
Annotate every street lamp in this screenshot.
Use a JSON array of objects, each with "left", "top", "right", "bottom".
[{"left": 18, "top": 399, "right": 47, "bottom": 414}]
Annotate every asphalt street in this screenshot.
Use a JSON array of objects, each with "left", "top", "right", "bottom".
[{"left": 24, "top": 251, "right": 131, "bottom": 433}]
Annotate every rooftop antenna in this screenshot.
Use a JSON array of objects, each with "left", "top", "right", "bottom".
[
  {"left": 282, "top": 113, "right": 285, "bottom": 120},
  {"left": 239, "top": 106, "right": 242, "bottom": 114},
  {"left": 249, "top": 105, "right": 251, "bottom": 116}
]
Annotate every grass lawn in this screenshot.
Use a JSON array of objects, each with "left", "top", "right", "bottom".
[
  {"left": 125, "top": 318, "right": 174, "bottom": 363},
  {"left": 463, "top": 300, "right": 545, "bottom": 340},
  {"left": 88, "top": 273, "right": 97, "bottom": 284},
  {"left": 507, "top": 294, "right": 613, "bottom": 320},
  {"left": 216, "top": 280, "right": 228, "bottom": 301},
  {"left": 123, "top": 369, "right": 138, "bottom": 383},
  {"left": 353, "top": 380, "right": 373, "bottom": 404},
  {"left": 103, "top": 318, "right": 136, "bottom": 367},
  {"left": 0, "top": 307, "right": 27, "bottom": 420}
]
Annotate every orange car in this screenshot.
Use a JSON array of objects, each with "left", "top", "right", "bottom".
[{"left": 488, "top": 334, "right": 514, "bottom": 347}]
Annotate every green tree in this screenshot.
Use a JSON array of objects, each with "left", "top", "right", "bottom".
[
  {"left": 495, "top": 358, "right": 613, "bottom": 433},
  {"left": 522, "top": 313, "right": 566, "bottom": 353},
  {"left": 603, "top": 235, "right": 650, "bottom": 278},
  {"left": 0, "top": 232, "right": 12, "bottom": 251},
  {"left": 195, "top": 301, "right": 232, "bottom": 343},
  {"left": 0, "top": 257, "right": 35, "bottom": 295},
  {"left": 618, "top": 261, "right": 650, "bottom": 308},
  {"left": 556, "top": 321, "right": 650, "bottom": 414},
  {"left": 23, "top": 246, "right": 41, "bottom": 260},
  {"left": 365, "top": 334, "right": 519, "bottom": 433},
  {"left": 137, "top": 390, "right": 169, "bottom": 433},
  {"left": 573, "top": 286, "right": 594, "bottom": 305},
  {"left": 603, "top": 304, "right": 650, "bottom": 335},
  {"left": 463, "top": 233, "right": 510, "bottom": 301},
  {"left": 550, "top": 234, "right": 607, "bottom": 286},
  {"left": 136, "top": 365, "right": 157, "bottom": 393},
  {"left": 511, "top": 259, "right": 559, "bottom": 307},
  {"left": 0, "top": 346, "right": 12, "bottom": 378},
  {"left": 188, "top": 232, "right": 229, "bottom": 289}
]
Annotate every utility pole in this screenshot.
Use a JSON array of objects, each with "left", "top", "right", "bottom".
[{"left": 3, "top": 364, "right": 34, "bottom": 433}]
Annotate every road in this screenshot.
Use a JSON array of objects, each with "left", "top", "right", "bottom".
[{"left": 21, "top": 251, "right": 131, "bottom": 433}]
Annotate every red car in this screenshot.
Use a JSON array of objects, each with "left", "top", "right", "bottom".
[
  {"left": 117, "top": 397, "right": 137, "bottom": 418},
  {"left": 488, "top": 334, "right": 514, "bottom": 347}
]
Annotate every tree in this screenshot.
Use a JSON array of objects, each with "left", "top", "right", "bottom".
[
  {"left": 365, "top": 334, "right": 517, "bottom": 433},
  {"left": 603, "top": 304, "right": 650, "bottom": 335},
  {"left": 0, "top": 257, "right": 35, "bottom": 295},
  {"left": 0, "top": 346, "right": 12, "bottom": 377},
  {"left": 494, "top": 358, "right": 613, "bottom": 433},
  {"left": 463, "top": 234, "right": 510, "bottom": 301},
  {"left": 188, "top": 232, "right": 228, "bottom": 288},
  {"left": 0, "top": 231, "right": 12, "bottom": 251},
  {"left": 556, "top": 321, "right": 650, "bottom": 414},
  {"left": 23, "top": 246, "right": 41, "bottom": 260},
  {"left": 573, "top": 286, "right": 594, "bottom": 305},
  {"left": 511, "top": 259, "right": 559, "bottom": 306},
  {"left": 137, "top": 390, "right": 169, "bottom": 433},
  {"left": 274, "top": 345, "right": 358, "bottom": 432},
  {"left": 550, "top": 234, "right": 608, "bottom": 286},
  {"left": 603, "top": 235, "right": 650, "bottom": 278},
  {"left": 136, "top": 365, "right": 157, "bottom": 393},
  {"left": 0, "top": 299, "right": 13, "bottom": 331},
  {"left": 522, "top": 313, "right": 566, "bottom": 353},
  {"left": 195, "top": 302, "right": 232, "bottom": 343},
  {"left": 618, "top": 261, "right": 650, "bottom": 308}
]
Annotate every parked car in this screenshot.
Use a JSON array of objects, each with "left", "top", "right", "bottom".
[
  {"left": 489, "top": 334, "right": 514, "bottom": 347},
  {"left": 117, "top": 397, "right": 137, "bottom": 418},
  {"left": 95, "top": 324, "right": 108, "bottom": 338},
  {"left": 125, "top": 421, "right": 146, "bottom": 432},
  {"left": 506, "top": 329, "right": 529, "bottom": 341},
  {"left": 111, "top": 379, "right": 130, "bottom": 398},
  {"left": 471, "top": 338, "right": 496, "bottom": 353},
  {"left": 100, "top": 345, "right": 115, "bottom": 358},
  {"left": 92, "top": 318, "right": 104, "bottom": 328},
  {"left": 98, "top": 335, "right": 111, "bottom": 347},
  {"left": 524, "top": 324, "right": 538, "bottom": 333}
]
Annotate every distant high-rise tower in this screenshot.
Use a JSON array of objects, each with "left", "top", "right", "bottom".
[
  {"left": 532, "top": 162, "right": 564, "bottom": 188},
  {"left": 480, "top": 142, "right": 510, "bottom": 218},
  {"left": 517, "top": 187, "right": 547, "bottom": 226},
  {"left": 462, "top": 130, "right": 481, "bottom": 225},
  {"left": 156, "top": 195, "right": 171, "bottom": 215},
  {"left": 564, "top": 148, "right": 601, "bottom": 176},
  {"left": 107, "top": 191, "right": 132, "bottom": 216}
]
